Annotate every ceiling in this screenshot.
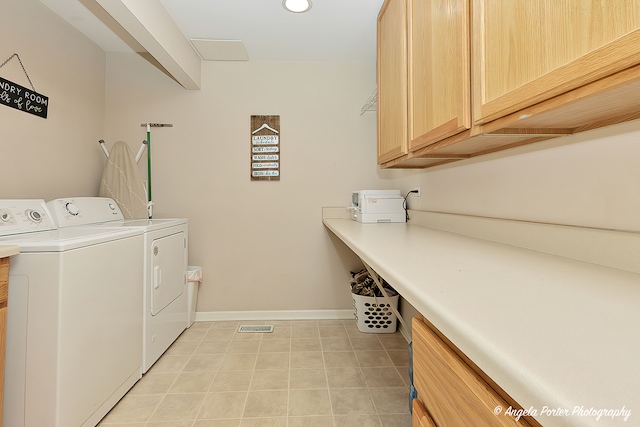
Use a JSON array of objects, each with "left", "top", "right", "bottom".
[{"left": 39, "top": 0, "right": 384, "bottom": 64}]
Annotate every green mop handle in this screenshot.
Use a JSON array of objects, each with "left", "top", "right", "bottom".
[{"left": 146, "top": 123, "right": 152, "bottom": 218}]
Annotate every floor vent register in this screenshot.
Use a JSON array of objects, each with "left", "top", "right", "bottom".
[{"left": 237, "top": 325, "right": 274, "bottom": 333}]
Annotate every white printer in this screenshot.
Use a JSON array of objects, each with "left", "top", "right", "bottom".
[{"left": 351, "top": 190, "right": 406, "bottom": 223}]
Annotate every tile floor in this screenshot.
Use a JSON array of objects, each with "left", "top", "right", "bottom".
[{"left": 98, "top": 320, "right": 411, "bottom": 427}]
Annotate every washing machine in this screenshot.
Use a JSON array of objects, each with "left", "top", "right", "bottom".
[
  {"left": 0, "top": 199, "right": 144, "bottom": 427},
  {"left": 47, "top": 197, "right": 188, "bottom": 373}
]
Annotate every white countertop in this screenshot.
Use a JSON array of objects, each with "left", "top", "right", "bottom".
[
  {"left": 323, "top": 215, "right": 639, "bottom": 427},
  {"left": 0, "top": 245, "right": 19, "bottom": 258}
]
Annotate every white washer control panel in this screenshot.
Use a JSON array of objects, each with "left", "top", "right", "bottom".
[
  {"left": 47, "top": 197, "right": 125, "bottom": 227},
  {"left": 0, "top": 199, "right": 56, "bottom": 236}
]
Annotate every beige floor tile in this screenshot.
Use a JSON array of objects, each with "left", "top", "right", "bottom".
[
  {"left": 378, "top": 335, "right": 408, "bottom": 351},
  {"left": 397, "top": 367, "right": 411, "bottom": 387},
  {"left": 268, "top": 320, "right": 292, "bottom": 327},
  {"left": 288, "top": 415, "right": 334, "bottom": 426},
  {"left": 386, "top": 349, "right": 410, "bottom": 366},
  {"left": 379, "top": 413, "right": 411, "bottom": 427},
  {"left": 254, "top": 352, "right": 290, "bottom": 370},
  {"left": 369, "top": 387, "right": 411, "bottom": 414},
  {"left": 165, "top": 339, "right": 201, "bottom": 356},
  {"left": 240, "top": 417, "right": 287, "bottom": 426},
  {"left": 190, "top": 321, "right": 214, "bottom": 329},
  {"left": 291, "top": 327, "right": 320, "bottom": 338},
  {"left": 128, "top": 372, "right": 178, "bottom": 394},
  {"left": 150, "top": 355, "right": 190, "bottom": 373},
  {"left": 317, "top": 319, "right": 348, "bottom": 327},
  {"left": 227, "top": 339, "right": 261, "bottom": 353},
  {"left": 288, "top": 389, "right": 332, "bottom": 416},
  {"left": 232, "top": 331, "right": 263, "bottom": 341},
  {"left": 210, "top": 370, "right": 253, "bottom": 392},
  {"left": 184, "top": 354, "right": 225, "bottom": 371},
  {"left": 250, "top": 369, "right": 289, "bottom": 390},
  {"left": 290, "top": 320, "right": 318, "bottom": 327},
  {"left": 350, "top": 337, "right": 384, "bottom": 351},
  {"left": 319, "top": 326, "right": 348, "bottom": 338},
  {"left": 355, "top": 350, "right": 394, "bottom": 367},
  {"left": 169, "top": 372, "right": 216, "bottom": 393},
  {"left": 334, "top": 414, "right": 382, "bottom": 427},
  {"left": 220, "top": 353, "right": 258, "bottom": 370},
  {"left": 361, "top": 367, "right": 406, "bottom": 387},
  {"left": 291, "top": 338, "right": 321, "bottom": 352},
  {"left": 243, "top": 390, "right": 288, "bottom": 417},
  {"left": 320, "top": 337, "right": 352, "bottom": 351},
  {"left": 198, "top": 392, "right": 248, "bottom": 419},
  {"left": 97, "top": 423, "right": 147, "bottom": 427},
  {"left": 193, "top": 420, "right": 241, "bottom": 427},
  {"left": 261, "top": 328, "right": 292, "bottom": 340},
  {"left": 345, "top": 326, "right": 367, "bottom": 337},
  {"left": 326, "top": 367, "right": 366, "bottom": 388},
  {"left": 101, "top": 394, "right": 164, "bottom": 423},
  {"left": 323, "top": 351, "right": 359, "bottom": 368},
  {"left": 204, "top": 329, "right": 236, "bottom": 341},
  {"left": 195, "top": 340, "right": 231, "bottom": 354},
  {"left": 146, "top": 423, "right": 193, "bottom": 427},
  {"left": 290, "top": 351, "right": 324, "bottom": 369},
  {"left": 180, "top": 328, "right": 208, "bottom": 340},
  {"left": 259, "top": 338, "right": 291, "bottom": 352},
  {"left": 289, "top": 368, "right": 328, "bottom": 389},
  {"left": 329, "top": 388, "right": 376, "bottom": 415},
  {"left": 209, "top": 321, "right": 240, "bottom": 329},
  {"left": 150, "top": 393, "right": 205, "bottom": 421}
]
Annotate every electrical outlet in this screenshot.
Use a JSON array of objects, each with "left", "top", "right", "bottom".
[{"left": 410, "top": 186, "right": 421, "bottom": 197}]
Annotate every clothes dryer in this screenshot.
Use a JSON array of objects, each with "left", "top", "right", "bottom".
[
  {"left": 47, "top": 197, "right": 189, "bottom": 373},
  {"left": 0, "top": 199, "right": 143, "bottom": 427}
]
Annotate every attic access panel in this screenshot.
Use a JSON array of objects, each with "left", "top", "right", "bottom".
[{"left": 251, "top": 115, "right": 280, "bottom": 181}]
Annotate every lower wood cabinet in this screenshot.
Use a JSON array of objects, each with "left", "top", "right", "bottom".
[
  {"left": 0, "top": 257, "right": 9, "bottom": 427},
  {"left": 412, "top": 317, "right": 538, "bottom": 427},
  {"left": 413, "top": 398, "right": 437, "bottom": 427}
]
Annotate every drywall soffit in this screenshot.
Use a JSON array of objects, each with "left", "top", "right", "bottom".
[{"left": 90, "top": 0, "right": 202, "bottom": 90}]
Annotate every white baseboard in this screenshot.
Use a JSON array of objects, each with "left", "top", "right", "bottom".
[{"left": 194, "top": 309, "right": 354, "bottom": 322}]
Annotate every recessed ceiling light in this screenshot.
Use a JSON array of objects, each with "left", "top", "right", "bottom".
[{"left": 282, "top": 0, "right": 312, "bottom": 13}]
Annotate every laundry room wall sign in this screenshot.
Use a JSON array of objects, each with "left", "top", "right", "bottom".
[
  {"left": 250, "top": 115, "right": 280, "bottom": 181},
  {"left": 0, "top": 54, "right": 48, "bottom": 119}
]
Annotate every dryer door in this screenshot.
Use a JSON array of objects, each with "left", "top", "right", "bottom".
[{"left": 151, "top": 232, "right": 185, "bottom": 315}]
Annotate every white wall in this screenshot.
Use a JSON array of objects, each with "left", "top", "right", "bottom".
[
  {"left": 104, "top": 53, "right": 399, "bottom": 313},
  {"left": 0, "top": 0, "right": 106, "bottom": 199},
  {"left": 393, "top": 121, "right": 640, "bottom": 232}
]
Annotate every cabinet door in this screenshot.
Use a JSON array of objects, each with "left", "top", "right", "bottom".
[
  {"left": 409, "top": 0, "right": 471, "bottom": 151},
  {"left": 412, "top": 318, "right": 533, "bottom": 426},
  {"left": 473, "top": 0, "right": 640, "bottom": 124},
  {"left": 413, "top": 398, "right": 437, "bottom": 427},
  {"left": 378, "top": 0, "right": 409, "bottom": 164}
]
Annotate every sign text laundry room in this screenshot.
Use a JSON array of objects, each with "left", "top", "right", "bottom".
[{"left": 250, "top": 115, "right": 280, "bottom": 181}]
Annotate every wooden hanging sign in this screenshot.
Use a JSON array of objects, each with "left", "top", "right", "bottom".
[
  {"left": 250, "top": 115, "right": 280, "bottom": 181},
  {"left": 0, "top": 76, "right": 48, "bottom": 119}
]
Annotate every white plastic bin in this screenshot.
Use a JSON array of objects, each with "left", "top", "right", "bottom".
[
  {"left": 186, "top": 266, "right": 202, "bottom": 327},
  {"left": 352, "top": 292, "right": 399, "bottom": 333}
]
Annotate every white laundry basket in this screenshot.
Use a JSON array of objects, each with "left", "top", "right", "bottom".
[
  {"left": 352, "top": 292, "right": 399, "bottom": 333},
  {"left": 186, "top": 266, "right": 202, "bottom": 327}
]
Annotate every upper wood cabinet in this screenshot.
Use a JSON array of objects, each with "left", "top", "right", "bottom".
[
  {"left": 377, "top": 0, "right": 408, "bottom": 164},
  {"left": 377, "top": 0, "right": 470, "bottom": 166},
  {"left": 409, "top": 0, "right": 470, "bottom": 152},
  {"left": 474, "top": 1, "right": 640, "bottom": 124},
  {"left": 378, "top": 0, "right": 640, "bottom": 169}
]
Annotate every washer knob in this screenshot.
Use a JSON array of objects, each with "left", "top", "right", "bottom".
[
  {"left": 65, "top": 202, "right": 79, "bottom": 216},
  {"left": 108, "top": 203, "right": 116, "bottom": 211},
  {"left": 0, "top": 212, "right": 10, "bottom": 222},
  {"left": 26, "top": 209, "right": 42, "bottom": 223}
]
